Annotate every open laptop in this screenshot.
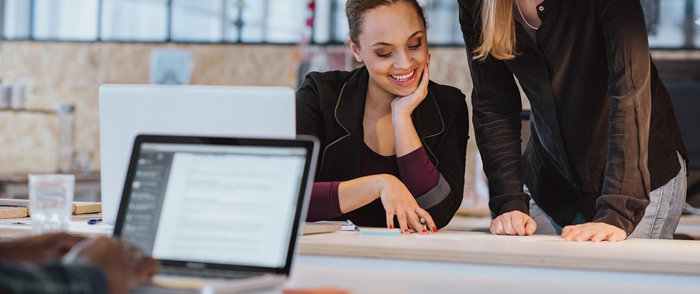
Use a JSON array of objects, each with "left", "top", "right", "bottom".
[
  {"left": 113, "top": 134, "right": 318, "bottom": 293},
  {"left": 99, "top": 85, "right": 297, "bottom": 226}
]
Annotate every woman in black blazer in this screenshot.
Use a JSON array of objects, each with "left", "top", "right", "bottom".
[
  {"left": 296, "top": 0, "right": 468, "bottom": 233},
  {"left": 458, "top": 0, "right": 687, "bottom": 241}
]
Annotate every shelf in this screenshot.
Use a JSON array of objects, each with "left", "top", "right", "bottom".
[{"left": 0, "top": 108, "right": 56, "bottom": 115}]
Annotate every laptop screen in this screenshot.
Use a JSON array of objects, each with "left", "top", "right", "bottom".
[{"left": 116, "top": 138, "right": 311, "bottom": 269}]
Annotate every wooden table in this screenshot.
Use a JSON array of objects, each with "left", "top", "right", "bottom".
[
  {"left": 2, "top": 218, "right": 699, "bottom": 293},
  {"left": 0, "top": 214, "right": 106, "bottom": 241},
  {"left": 283, "top": 229, "right": 700, "bottom": 294},
  {"left": 299, "top": 230, "right": 700, "bottom": 275}
]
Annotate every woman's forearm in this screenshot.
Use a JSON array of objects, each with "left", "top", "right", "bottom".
[
  {"left": 396, "top": 146, "right": 440, "bottom": 196},
  {"left": 391, "top": 114, "right": 422, "bottom": 157},
  {"left": 339, "top": 173, "right": 437, "bottom": 232},
  {"left": 338, "top": 174, "right": 393, "bottom": 213}
]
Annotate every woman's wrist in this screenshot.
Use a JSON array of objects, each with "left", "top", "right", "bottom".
[
  {"left": 391, "top": 113, "right": 414, "bottom": 133},
  {"left": 391, "top": 108, "right": 413, "bottom": 122},
  {"left": 391, "top": 114, "right": 422, "bottom": 156},
  {"left": 374, "top": 174, "right": 400, "bottom": 195}
]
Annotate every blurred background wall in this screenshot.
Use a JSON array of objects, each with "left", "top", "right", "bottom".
[
  {"left": 0, "top": 42, "right": 480, "bottom": 179},
  {"left": 1, "top": 0, "right": 698, "bottom": 207}
]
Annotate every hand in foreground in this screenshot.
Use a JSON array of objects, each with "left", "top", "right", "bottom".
[
  {"left": 561, "top": 222, "right": 626, "bottom": 242},
  {"left": 0, "top": 232, "right": 85, "bottom": 262},
  {"left": 377, "top": 174, "right": 436, "bottom": 234},
  {"left": 63, "top": 237, "right": 159, "bottom": 294},
  {"left": 490, "top": 211, "right": 537, "bottom": 236},
  {"left": 391, "top": 56, "right": 430, "bottom": 117}
]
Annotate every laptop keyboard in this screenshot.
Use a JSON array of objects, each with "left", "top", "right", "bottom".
[{"left": 160, "top": 266, "right": 265, "bottom": 280}]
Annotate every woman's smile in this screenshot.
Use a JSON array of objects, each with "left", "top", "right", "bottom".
[{"left": 390, "top": 68, "right": 418, "bottom": 88}]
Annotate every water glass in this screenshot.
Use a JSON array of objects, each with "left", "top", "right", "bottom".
[{"left": 28, "top": 174, "right": 75, "bottom": 235}]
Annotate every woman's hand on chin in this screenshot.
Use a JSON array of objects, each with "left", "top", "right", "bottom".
[
  {"left": 375, "top": 174, "right": 436, "bottom": 234},
  {"left": 391, "top": 57, "right": 430, "bottom": 118}
]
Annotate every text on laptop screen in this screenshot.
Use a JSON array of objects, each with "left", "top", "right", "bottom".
[{"left": 119, "top": 142, "right": 307, "bottom": 268}]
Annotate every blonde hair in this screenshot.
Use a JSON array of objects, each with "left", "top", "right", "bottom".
[{"left": 473, "top": 0, "right": 517, "bottom": 61}]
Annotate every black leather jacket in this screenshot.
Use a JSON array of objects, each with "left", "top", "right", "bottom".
[
  {"left": 296, "top": 66, "right": 469, "bottom": 229},
  {"left": 459, "top": 0, "right": 687, "bottom": 234}
]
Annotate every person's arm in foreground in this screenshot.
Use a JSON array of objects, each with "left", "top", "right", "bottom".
[
  {"left": 0, "top": 258, "right": 108, "bottom": 294},
  {"left": 0, "top": 233, "right": 158, "bottom": 294}
]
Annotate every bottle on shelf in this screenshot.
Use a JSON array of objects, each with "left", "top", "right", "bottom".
[{"left": 57, "top": 104, "right": 75, "bottom": 174}]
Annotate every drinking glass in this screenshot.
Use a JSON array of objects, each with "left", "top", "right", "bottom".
[{"left": 28, "top": 174, "right": 75, "bottom": 235}]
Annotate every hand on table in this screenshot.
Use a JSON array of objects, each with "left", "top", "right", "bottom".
[
  {"left": 561, "top": 222, "right": 626, "bottom": 242},
  {"left": 490, "top": 211, "right": 537, "bottom": 236},
  {"left": 0, "top": 232, "right": 85, "bottom": 262},
  {"left": 63, "top": 237, "right": 159, "bottom": 294},
  {"left": 377, "top": 174, "right": 436, "bottom": 234}
]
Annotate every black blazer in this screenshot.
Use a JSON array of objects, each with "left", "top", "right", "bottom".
[
  {"left": 296, "top": 66, "right": 469, "bottom": 229},
  {"left": 459, "top": 0, "right": 687, "bottom": 234}
]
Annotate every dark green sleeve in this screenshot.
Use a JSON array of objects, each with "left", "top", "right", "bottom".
[{"left": 0, "top": 260, "right": 108, "bottom": 294}]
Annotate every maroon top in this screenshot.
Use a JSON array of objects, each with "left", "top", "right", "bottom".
[{"left": 307, "top": 145, "right": 439, "bottom": 221}]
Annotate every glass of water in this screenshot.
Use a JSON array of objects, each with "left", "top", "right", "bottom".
[{"left": 28, "top": 174, "right": 75, "bottom": 235}]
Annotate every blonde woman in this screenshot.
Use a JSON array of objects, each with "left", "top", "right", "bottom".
[{"left": 459, "top": 0, "right": 687, "bottom": 241}]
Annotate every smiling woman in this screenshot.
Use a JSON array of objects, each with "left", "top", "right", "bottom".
[
  {"left": 295, "top": 0, "right": 469, "bottom": 234},
  {"left": 348, "top": 3, "right": 429, "bottom": 101}
]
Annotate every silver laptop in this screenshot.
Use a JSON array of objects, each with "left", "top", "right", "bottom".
[
  {"left": 99, "top": 85, "right": 296, "bottom": 225},
  {"left": 113, "top": 134, "right": 318, "bottom": 294}
]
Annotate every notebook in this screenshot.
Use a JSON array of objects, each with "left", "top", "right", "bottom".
[{"left": 112, "top": 134, "right": 319, "bottom": 294}]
